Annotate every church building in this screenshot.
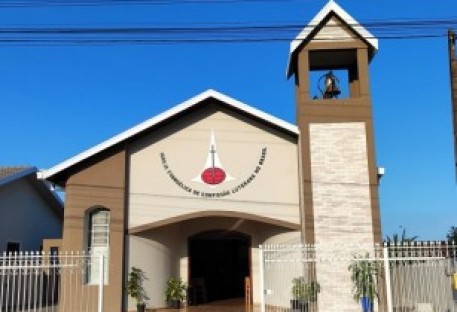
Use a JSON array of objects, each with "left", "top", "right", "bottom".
[{"left": 39, "top": 1, "right": 382, "bottom": 311}]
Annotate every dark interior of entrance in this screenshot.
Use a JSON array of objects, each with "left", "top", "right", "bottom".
[{"left": 189, "top": 230, "right": 250, "bottom": 304}]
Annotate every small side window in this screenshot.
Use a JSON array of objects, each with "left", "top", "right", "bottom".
[
  {"left": 6, "top": 241, "right": 20, "bottom": 254},
  {"left": 85, "top": 208, "right": 110, "bottom": 285}
]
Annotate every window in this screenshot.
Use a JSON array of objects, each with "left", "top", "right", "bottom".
[
  {"left": 6, "top": 241, "right": 20, "bottom": 254},
  {"left": 89, "top": 209, "right": 110, "bottom": 250},
  {"left": 86, "top": 208, "right": 110, "bottom": 284}
]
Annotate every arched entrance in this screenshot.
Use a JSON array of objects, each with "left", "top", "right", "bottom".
[{"left": 188, "top": 230, "right": 251, "bottom": 304}]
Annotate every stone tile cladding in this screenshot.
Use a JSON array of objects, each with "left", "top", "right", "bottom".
[{"left": 310, "top": 122, "right": 375, "bottom": 312}]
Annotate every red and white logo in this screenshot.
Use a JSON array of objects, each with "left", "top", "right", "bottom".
[{"left": 193, "top": 130, "right": 235, "bottom": 187}]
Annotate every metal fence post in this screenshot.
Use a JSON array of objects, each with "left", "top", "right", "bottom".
[
  {"left": 383, "top": 244, "right": 393, "bottom": 312},
  {"left": 259, "top": 245, "right": 265, "bottom": 312},
  {"left": 98, "top": 254, "right": 105, "bottom": 312}
]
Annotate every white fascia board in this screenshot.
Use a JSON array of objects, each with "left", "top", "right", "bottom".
[
  {"left": 39, "top": 89, "right": 298, "bottom": 181},
  {"left": 287, "top": 0, "right": 378, "bottom": 78},
  {"left": 0, "top": 167, "right": 37, "bottom": 187}
]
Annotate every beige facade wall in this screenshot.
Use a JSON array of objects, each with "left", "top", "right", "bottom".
[
  {"left": 126, "top": 217, "right": 301, "bottom": 310},
  {"left": 309, "top": 122, "right": 374, "bottom": 312},
  {"left": 128, "top": 104, "right": 300, "bottom": 231},
  {"left": 126, "top": 224, "right": 181, "bottom": 310},
  {"left": 126, "top": 105, "right": 301, "bottom": 310}
]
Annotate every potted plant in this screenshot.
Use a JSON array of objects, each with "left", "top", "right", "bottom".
[
  {"left": 348, "top": 254, "right": 378, "bottom": 312},
  {"left": 126, "top": 267, "right": 149, "bottom": 312},
  {"left": 290, "top": 277, "right": 320, "bottom": 312},
  {"left": 165, "top": 277, "right": 187, "bottom": 309}
]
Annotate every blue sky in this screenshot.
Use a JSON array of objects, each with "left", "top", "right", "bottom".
[{"left": 0, "top": 0, "right": 455, "bottom": 240}]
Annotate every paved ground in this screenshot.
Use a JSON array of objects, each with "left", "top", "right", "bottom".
[
  {"left": 12, "top": 298, "right": 259, "bottom": 312},
  {"left": 150, "top": 298, "right": 260, "bottom": 312}
]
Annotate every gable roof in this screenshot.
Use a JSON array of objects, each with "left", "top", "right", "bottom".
[
  {"left": 286, "top": 0, "right": 378, "bottom": 78},
  {"left": 0, "top": 166, "right": 63, "bottom": 214},
  {"left": 38, "top": 89, "right": 299, "bottom": 183},
  {"left": 0, "top": 166, "right": 36, "bottom": 187}
]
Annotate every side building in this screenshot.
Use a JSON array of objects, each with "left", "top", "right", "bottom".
[{"left": 0, "top": 166, "right": 63, "bottom": 254}]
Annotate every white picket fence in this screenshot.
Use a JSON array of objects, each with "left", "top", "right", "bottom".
[
  {"left": 260, "top": 242, "right": 457, "bottom": 312},
  {"left": 0, "top": 252, "right": 105, "bottom": 312}
]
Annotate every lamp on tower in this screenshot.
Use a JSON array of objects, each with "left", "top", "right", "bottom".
[{"left": 318, "top": 70, "right": 341, "bottom": 99}]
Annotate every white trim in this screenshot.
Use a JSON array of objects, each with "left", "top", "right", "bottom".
[
  {"left": 286, "top": 0, "right": 378, "bottom": 78},
  {"left": 39, "top": 89, "right": 298, "bottom": 181}
]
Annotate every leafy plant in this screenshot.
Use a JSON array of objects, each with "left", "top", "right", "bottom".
[
  {"left": 291, "top": 277, "right": 320, "bottom": 302},
  {"left": 126, "top": 267, "right": 149, "bottom": 305},
  {"left": 348, "top": 254, "right": 378, "bottom": 303},
  {"left": 165, "top": 277, "right": 187, "bottom": 303}
]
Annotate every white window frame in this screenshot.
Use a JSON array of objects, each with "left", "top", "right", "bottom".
[{"left": 86, "top": 208, "right": 110, "bottom": 285}]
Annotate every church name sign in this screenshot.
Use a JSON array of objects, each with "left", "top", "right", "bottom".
[{"left": 160, "top": 147, "right": 267, "bottom": 198}]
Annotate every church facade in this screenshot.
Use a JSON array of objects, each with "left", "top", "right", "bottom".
[{"left": 39, "top": 1, "right": 382, "bottom": 311}]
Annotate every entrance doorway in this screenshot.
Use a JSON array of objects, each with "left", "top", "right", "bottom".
[{"left": 188, "top": 230, "right": 251, "bottom": 304}]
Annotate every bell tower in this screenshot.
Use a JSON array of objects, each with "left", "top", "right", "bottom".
[{"left": 288, "top": 0, "right": 382, "bottom": 246}]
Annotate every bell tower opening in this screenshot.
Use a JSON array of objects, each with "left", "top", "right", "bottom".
[
  {"left": 188, "top": 230, "right": 251, "bottom": 304},
  {"left": 308, "top": 49, "right": 360, "bottom": 100}
]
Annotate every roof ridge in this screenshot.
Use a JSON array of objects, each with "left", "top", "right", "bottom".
[
  {"left": 0, "top": 166, "right": 37, "bottom": 185},
  {"left": 39, "top": 89, "right": 298, "bottom": 183}
]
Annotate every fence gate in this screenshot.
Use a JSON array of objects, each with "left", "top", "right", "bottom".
[
  {"left": 260, "top": 243, "right": 457, "bottom": 312},
  {"left": 0, "top": 252, "right": 105, "bottom": 312}
]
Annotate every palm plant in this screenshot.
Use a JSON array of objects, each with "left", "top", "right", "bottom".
[
  {"left": 348, "top": 254, "right": 378, "bottom": 312},
  {"left": 386, "top": 228, "right": 417, "bottom": 244}
]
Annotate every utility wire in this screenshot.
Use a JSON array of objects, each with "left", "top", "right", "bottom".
[
  {"left": 1, "top": 19, "right": 457, "bottom": 33},
  {"left": 0, "top": 0, "right": 455, "bottom": 9},
  {"left": 0, "top": 0, "right": 308, "bottom": 7},
  {"left": 0, "top": 18, "right": 455, "bottom": 33},
  {"left": 0, "top": 20, "right": 452, "bottom": 45},
  {"left": 0, "top": 35, "right": 446, "bottom": 47}
]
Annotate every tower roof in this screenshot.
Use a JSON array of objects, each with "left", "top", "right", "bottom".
[{"left": 287, "top": 0, "right": 378, "bottom": 78}]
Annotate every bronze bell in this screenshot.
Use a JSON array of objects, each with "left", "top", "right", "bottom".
[{"left": 321, "top": 71, "right": 341, "bottom": 99}]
